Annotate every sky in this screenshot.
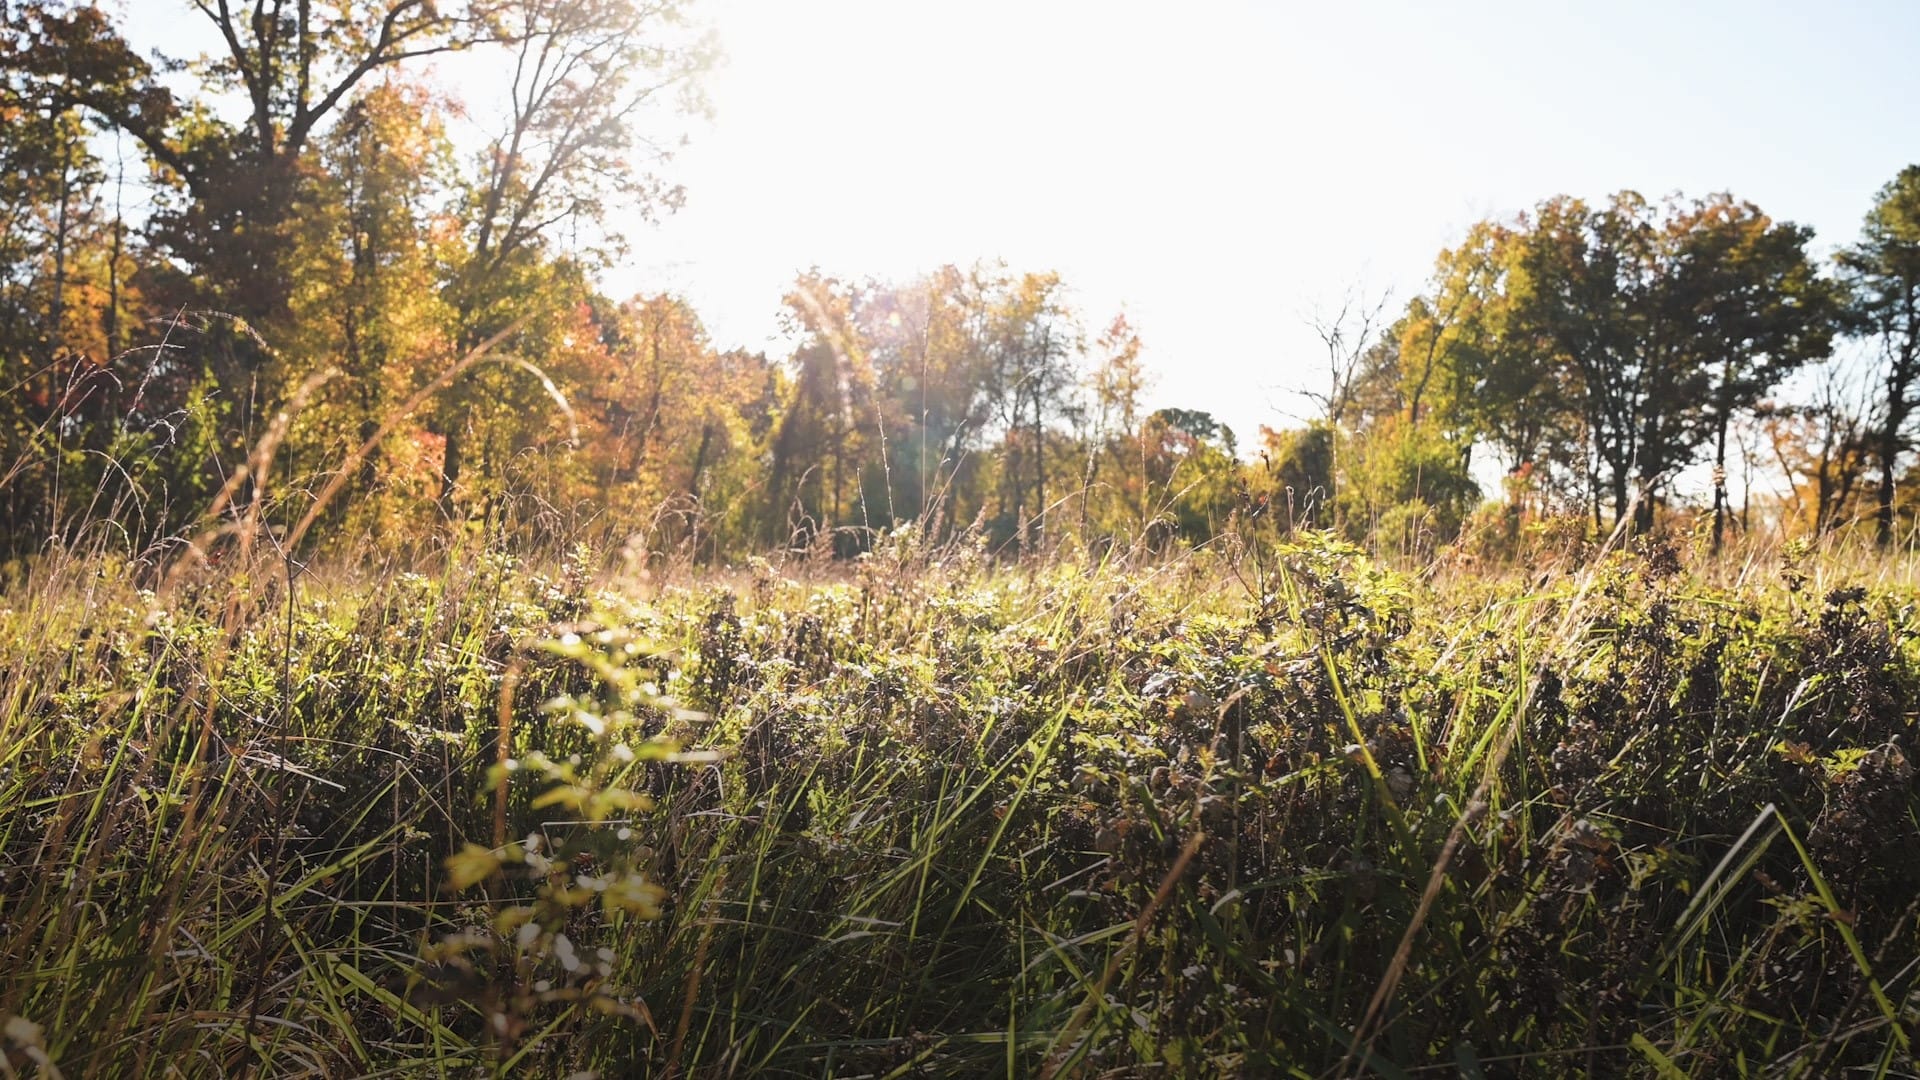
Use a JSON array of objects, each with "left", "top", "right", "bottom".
[
  {"left": 597, "top": 0, "right": 1920, "bottom": 452},
  {"left": 122, "top": 0, "right": 1920, "bottom": 459}
]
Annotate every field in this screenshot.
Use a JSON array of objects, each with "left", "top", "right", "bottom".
[{"left": 3, "top": 528, "right": 1919, "bottom": 1077}]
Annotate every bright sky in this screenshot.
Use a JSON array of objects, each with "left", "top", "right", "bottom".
[
  {"left": 123, "top": 0, "right": 1920, "bottom": 457},
  {"left": 604, "top": 0, "right": 1920, "bottom": 451}
]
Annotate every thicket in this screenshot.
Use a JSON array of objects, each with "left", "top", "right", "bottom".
[{"left": 2, "top": 528, "right": 1918, "bottom": 1076}]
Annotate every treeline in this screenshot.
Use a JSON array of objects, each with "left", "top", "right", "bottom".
[
  {"left": 0, "top": 0, "right": 1252, "bottom": 562},
  {"left": 1323, "top": 180, "right": 1920, "bottom": 553},
  {"left": 4, "top": 2, "right": 1920, "bottom": 566}
]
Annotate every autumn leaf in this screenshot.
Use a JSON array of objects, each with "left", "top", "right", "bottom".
[{"left": 445, "top": 843, "right": 503, "bottom": 890}]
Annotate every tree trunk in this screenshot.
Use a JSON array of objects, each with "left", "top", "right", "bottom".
[
  {"left": 1880, "top": 285, "right": 1920, "bottom": 548},
  {"left": 1032, "top": 384, "right": 1045, "bottom": 550},
  {"left": 438, "top": 413, "right": 464, "bottom": 520},
  {"left": 106, "top": 149, "right": 126, "bottom": 360},
  {"left": 1711, "top": 412, "right": 1731, "bottom": 555},
  {"left": 632, "top": 314, "right": 666, "bottom": 480},
  {"left": 1876, "top": 446, "right": 1896, "bottom": 548},
  {"left": 687, "top": 420, "right": 714, "bottom": 501},
  {"left": 48, "top": 119, "right": 72, "bottom": 369}
]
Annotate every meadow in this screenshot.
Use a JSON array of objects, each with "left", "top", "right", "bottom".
[
  {"left": 7, "top": 3, "right": 1920, "bottom": 1074},
  {"left": 2, "top": 524, "right": 1918, "bottom": 1078}
]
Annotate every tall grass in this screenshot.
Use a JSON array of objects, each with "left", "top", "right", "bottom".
[{"left": 1, "top": 524, "right": 1917, "bottom": 1076}]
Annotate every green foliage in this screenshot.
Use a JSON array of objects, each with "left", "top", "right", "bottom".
[
  {"left": 1334, "top": 417, "right": 1480, "bottom": 552},
  {"left": 1130, "top": 407, "right": 1240, "bottom": 547},
  {"left": 1840, "top": 166, "right": 1920, "bottom": 546},
  {"left": 1253, "top": 421, "right": 1335, "bottom": 531},
  {"left": 1382, "top": 191, "right": 1837, "bottom": 531}
]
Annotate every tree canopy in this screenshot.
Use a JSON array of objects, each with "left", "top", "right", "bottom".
[{"left": 2, "top": 2, "right": 1918, "bottom": 563}]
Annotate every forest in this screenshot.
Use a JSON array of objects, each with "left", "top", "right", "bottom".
[
  {"left": 5, "top": 2, "right": 1920, "bottom": 1077},
  {"left": 2, "top": 2, "right": 1918, "bottom": 567}
]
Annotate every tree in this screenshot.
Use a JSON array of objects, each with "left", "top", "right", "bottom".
[
  {"left": 1460, "top": 191, "right": 1828, "bottom": 532},
  {"left": 853, "top": 265, "right": 997, "bottom": 529},
  {"left": 459, "top": 0, "right": 709, "bottom": 292},
  {"left": 1335, "top": 414, "right": 1480, "bottom": 555},
  {"left": 6, "top": 0, "right": 502, "bottom": 322},
  {"left": 765, "top": 271, "right": 878, "bottom": 548},
  {"left": 982, "top": 269, "right": 1081, "bottom": 548},
  {"left": 1305, "top": 289, "right": 1391, "bottom": 432},
  {"left": 1255, "top": 423, "right": 1334, "bottom": 532},
  {"left": 1394, "top": 225, "right": 1552, "bottom": 474},
  {"left": 1662, "top": 194, "right": 1836, "bottom": 551},
  {"left": 0, "top": 43, "right": 161, "bottom": 552},
  {"left": 670, "top": 346, "right": 777, "bottom": 556},
  {"left": 1135, "top": 408, "right": 1236, "bottom": 546},
  {"left": 438, "top": 0, "right": 712, "bottom": 510},
  {"left": 1838, "top": 166, "right": 1920, "bottom": 548},
  {"left": 1502, "top": 194, "right": 1673, "bottom": 527},
  {"left": 1081, "top": 311, "right": 1149, "bottom": 532},
  {"left": 1760, "top": 358, "right": 1872, "bottom": 538},
  {"left": 276, "top": 79, "right": 456, "bottom": 538}
]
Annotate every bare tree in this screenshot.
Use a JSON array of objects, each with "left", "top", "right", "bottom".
[
  {"left": 1303, "top": 288, "right": 1392, "bottom": 430},
  {"left": 1296, "top": 287, "right": 1391, "bottom": 514},
  {"left": 1764, "top": 355, "right": 1875, "bottom": 538}
]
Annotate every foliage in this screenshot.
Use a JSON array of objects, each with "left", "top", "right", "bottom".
[
  {"left": 1370, "top": 193, "right": 1837, "bottom": 535},
  {"left": 1333, "top": 415, "right": 1480, "bottom": 553},
  {"left": 11, "top": 10, "right": 1920, "bottom": 1073},
  {"left": 3, "top": 533, "right": 1920, "bottom": 1074},
  {"left": 1839, "top": 166, "right": 1920, "bottom": 546},
  {"left": 1252, "top": 422, "right": 1335, "bottom": 532}
]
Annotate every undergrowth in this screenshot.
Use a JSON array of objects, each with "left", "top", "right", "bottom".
[{"left": 1, "top": 530, "right": 1917, "bottom": 1077}]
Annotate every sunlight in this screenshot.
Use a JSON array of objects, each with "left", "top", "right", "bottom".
[{"left": 8, "top": 3, "right": 1920, "bottom": 1073}]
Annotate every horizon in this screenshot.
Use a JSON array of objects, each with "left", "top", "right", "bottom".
[
  {"left": 604, "top": 0, "right": 1920, "bottom": 452},
  {"left": 119, "top": 0, "right": 1920, "bottom": 456}
]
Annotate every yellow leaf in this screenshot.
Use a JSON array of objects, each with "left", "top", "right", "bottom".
[
  {"left": 444, "top": 843, "right": 502, "bottom": 890},
  {"left": 1773, "top": 739, "right": 1815, "bottom": 765},
  {"left": 603, "top": 873, "right": 666, "bottom": 919},
  {"left": 532, "top": 785, "right": 589, "bottom": 811},
  {"left": 492, "top": 905, "right": 536, "bottom": 936},
  {"left": 594, "top": 787, "right": 656, "bottom": 813}
]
